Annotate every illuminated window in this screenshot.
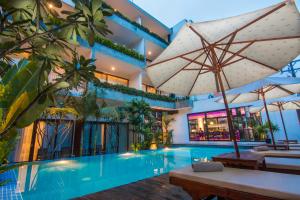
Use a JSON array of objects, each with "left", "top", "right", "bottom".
[
  {"left": 187, "top": 107, "right": 261, "bottom": 142},
  {"left": 95, "top": 72, "right": 107, "bottom": 82},
  {"left": 147, "top": 86, "right": 156, "bottom": 94},
  {"left": 94, "top": 72, "right": 128, "bottom": 86},
  {"left": 107, "top": 75, "right": 128, "bottom": 86},
  {"left": 143, "top": 84, "right": 157, "bottom": 94}
]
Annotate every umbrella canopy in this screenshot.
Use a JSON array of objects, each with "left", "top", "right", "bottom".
[
  {"left": 220, "top": 77, "right": 300, "bottom": 104},
  {"left": 146, "top": 1, "right": 300, "bottom": 157},
  {"left": 217, "top": 77, "right": 300, "bottom": 148},
  {"left": 146, "top": 1, "right": 300, "bottom": 96},
  {"left": 250, "top": 99, "right": 300, "bottom": 143},
  {"left": 250, "top": 101, "right": 300, "bottom": 113}
]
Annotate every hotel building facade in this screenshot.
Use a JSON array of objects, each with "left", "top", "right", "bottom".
[{"left": 11, "top": 0, "right": 300, "bottom": 162}]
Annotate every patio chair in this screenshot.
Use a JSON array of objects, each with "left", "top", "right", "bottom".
[{"left": 169, "top": 166, "right": 300, "bottom": 200}]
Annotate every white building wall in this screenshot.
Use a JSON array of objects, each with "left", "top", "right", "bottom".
[{"left": 129, "top": 71, "right": 143, "bottom": 90}]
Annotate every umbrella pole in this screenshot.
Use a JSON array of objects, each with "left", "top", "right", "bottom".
[
  {"left": 261, "top": 91, "right": 276, "bottom": 150},
  {"left": 278, "top": 104, "right": 289, "bottom": 149},
  {"left": 216, "top": 71, "right": 240, "bottom": 158}
]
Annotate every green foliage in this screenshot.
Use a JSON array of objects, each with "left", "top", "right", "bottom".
[
  {"left": 44, "top": 107, "right": 79, "bottom": 118},
  {"left": 95, "top": 36, "right": 145, "bottom": 61},
  {"left": 97, "top": 81, "right": 180, "bottom": 102},
  {"left": 131, "top": 143, "right": 141, "bottom": 152},
  {"left": 126, "top": 99, "right": 155, "bottom": 150},
  {"left": 103, "top": 3, "right": 168, "bottom": 45},
  {"left": 165, "top": 130, "right": 174, "bottom": 147},
  {"left": 65, "top": 90, "right": 101, "bottom": 119},
  {"left": 254, "top": 121, "right": 280, "bottom": 140},
  {"left": 0, "top": 128, "right": 17, "bottom": 164},
  {"left": 0, "top": 0, "right": 112, "bottom": 185},
  {"left": 162, "top": 112, "right": 174, "bottom": 147}
]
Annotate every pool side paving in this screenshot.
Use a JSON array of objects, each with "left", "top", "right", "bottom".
[{"left": 75, "top": 174, "right": 191, "bottom": 200}]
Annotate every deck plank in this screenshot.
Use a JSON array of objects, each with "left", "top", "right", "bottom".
[{"left": 75, "top": 174, "right": 192, "bottom": 200}]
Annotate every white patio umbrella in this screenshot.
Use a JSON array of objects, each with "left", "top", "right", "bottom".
[
  {"left": 218, "top": 77, "right": 300, "bottom": 148},
  {"left": 146, "top": 1, "right": 300, "bottom": 157},
  {"left": 250, "top": 99, "right": 300, "bottom": 144}
]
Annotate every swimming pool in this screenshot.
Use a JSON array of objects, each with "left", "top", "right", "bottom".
[{"left": 14, "top": 147, "right": 237, "bottom": 199}]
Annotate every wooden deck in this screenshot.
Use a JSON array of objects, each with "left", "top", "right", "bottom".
[{"left": 76, "top": 174, "right": 192, "bottom": 200}]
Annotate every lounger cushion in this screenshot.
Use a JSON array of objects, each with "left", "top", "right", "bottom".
[
  {"left": 252, "top": 150, "right": 300, "bottom": 158},
  {"left": 192, "top": 161, "right": 224, "bottom": 172},
  {"left": 265, "top": 157, "right": 300, "bottom": 170},
  {"left": 170, "top": 167, "right": 300, "bottom": 200},
  {"left": 254, "top": 146, "right": 270, "bottom": 151}
]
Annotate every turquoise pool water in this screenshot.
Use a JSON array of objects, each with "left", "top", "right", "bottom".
[{"left": 15, "top": 147, "right": 236, "bottom": 199}]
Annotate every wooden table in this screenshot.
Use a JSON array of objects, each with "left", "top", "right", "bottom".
[{"left": 212, "top": 152, "right": 266, "bottom": 170}]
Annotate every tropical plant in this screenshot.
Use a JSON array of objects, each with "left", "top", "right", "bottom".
[
  {"left": 0, "top": 0, "right": 112, "bottom": 185},
  {"left": 131, "top": 143, "right": 141, "bottom": 152},
  {"left": 0, "top": 127, "right": 22, "bottom": 186},
  {"left": 161, "top": 112, "right": 174, "bottom": 147},
  {"left": 254, "top": 121, "right": 280, "bottom": 140},
  {"left": 125, "top": 99, "right": 155, "bottom": 150}
]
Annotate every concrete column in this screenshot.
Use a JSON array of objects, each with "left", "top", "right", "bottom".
[
  {"left": 136, "top": 16, "right": 142, "bottom": 25},
  {"left": 90, "top": 47, "right": 96, "bottom": 60},
  {"left": 134, "top": 16, "right": 146, "bottom": 56},
  {"left": 134, "top": 39, "right": 145, "bottom": 56},
  {"left": 129, "top": 72, "right": 143, "bottom": 90}
]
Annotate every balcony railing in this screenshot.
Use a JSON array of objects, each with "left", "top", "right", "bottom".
[
  {"left": 95, "top": 36, "right": 145, "bottom": 61},
  {"left": 96, "top": 82, "right": 179, "bottom": 102},
  {"left": 103, "top": 3, "right": 169, "bottom": 46},
  {"left": 89, "top": 82, "right": 193, "bottom": 109},
  {"left": 78, "top": 38, "right": 145, "bottom": 68}
]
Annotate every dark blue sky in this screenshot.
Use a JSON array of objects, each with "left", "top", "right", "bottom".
[{"left": 132, "top": 0, "right": 300, "bottom": 27}]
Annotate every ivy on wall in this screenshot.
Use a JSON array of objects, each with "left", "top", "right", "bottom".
[
  {"left": 97, "top": 82, "right": 182, "bottom": 102},
  {"left": 95, "top": 36, "right": 145, "bottom": 61}
]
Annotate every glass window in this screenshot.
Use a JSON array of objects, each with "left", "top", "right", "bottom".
[
  {"left": 142, "top": 84, "right": 158, "bottom": 94},
  {"left": 94, "top": 71, "right": 129, "bottom": 86},
  {"left": 95, "top": 72, "right": 107, "bottom": 82},
  {"left": 147, "top": 86, "right": 157, "bottom": 94},
  {"left": 107, "top": 75, "right": 128, "bottom": 86},
  {"left": 188, "top": 113, "right": 206, "bottom": 141},
  {"left": 187, "top": 107, "right": 261, "bottom": 142}
]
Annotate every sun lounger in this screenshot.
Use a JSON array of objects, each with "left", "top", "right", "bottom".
[
  {"left": 278, "top": 140, "right": 298, "bottom": 144},
  {"left": 252, "top": 150, "right": 300, "bottom": 158},
  {"left": 263, "top": 157, "right": 300, "bottom": 175},
  {"left": 169, "top": 167, "right": 300, "bottom": 200}
]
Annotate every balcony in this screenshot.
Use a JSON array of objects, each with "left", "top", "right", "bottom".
[
  {"left": 79, "top": 38, "right": 146, "bottom": 68},
  {"left": 107, "top": 14, "right": 168, "bottom": 49},
  {"left": 89, "top": 83, "right": 193, "bottom": 110}
]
